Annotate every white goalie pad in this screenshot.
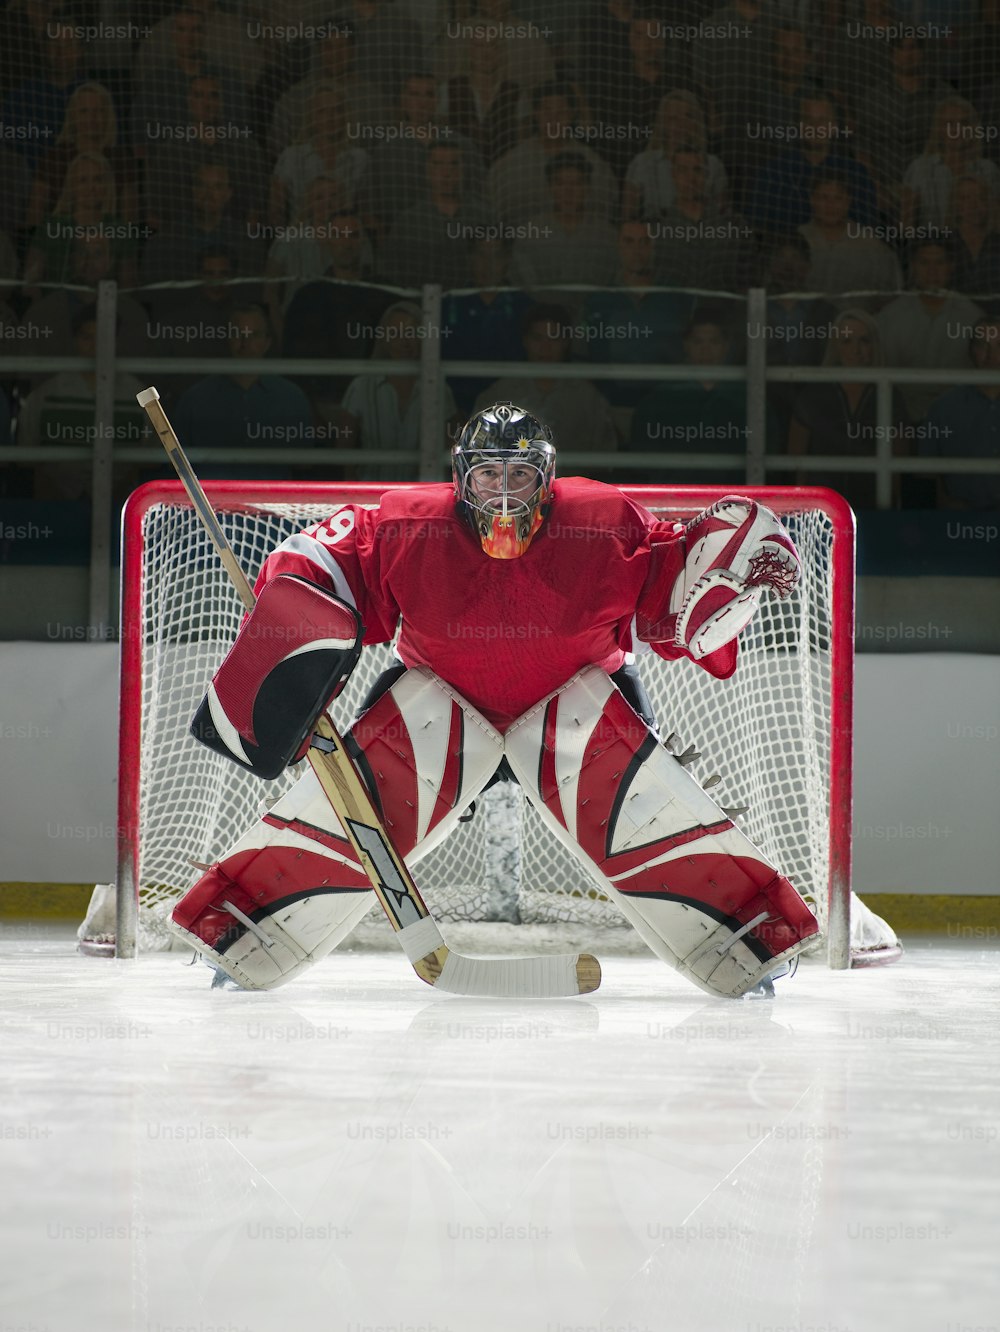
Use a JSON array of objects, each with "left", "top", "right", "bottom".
[
  {"left": 503, "top": 667, "right": 819, "bottom": 998},
  {"left": 169, "top": 668, "right": 505, "bottom": 989}
]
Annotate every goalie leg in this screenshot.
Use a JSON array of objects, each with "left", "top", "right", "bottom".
[
  {"left": 171, "top": 668, "right": 504, "bottom": 989},
  {"left": 504, "top": 667, "right": 819, "bottom": 999}
]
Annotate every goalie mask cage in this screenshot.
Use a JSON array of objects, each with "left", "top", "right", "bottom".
[{"left": 115, "top": 481, "right": 853, "bottom": 968}]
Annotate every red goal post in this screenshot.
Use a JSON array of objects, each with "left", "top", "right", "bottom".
[{"left": 115, "top": 481, "right": 854, "bottom": 968}]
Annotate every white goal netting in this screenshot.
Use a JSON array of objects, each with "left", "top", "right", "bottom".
[{"left": 112, "top": 483, "right": 851, "bottom": 956}]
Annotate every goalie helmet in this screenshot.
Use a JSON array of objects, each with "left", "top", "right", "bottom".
[{"left": 452, "top": 402, "right": 556, "bottom": 559}]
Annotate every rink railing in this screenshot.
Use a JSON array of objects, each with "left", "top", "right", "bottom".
[{"left": 2, "top": 281, "right": 999, "bottom": 636}]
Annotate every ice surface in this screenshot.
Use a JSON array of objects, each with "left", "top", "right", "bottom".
[{"left": 1, "top": 925, "right": 998, "bottom": 1332}]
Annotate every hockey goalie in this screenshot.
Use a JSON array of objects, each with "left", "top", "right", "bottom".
[{"left": 170, "top": 401, "right": 898, "bottom": 997}]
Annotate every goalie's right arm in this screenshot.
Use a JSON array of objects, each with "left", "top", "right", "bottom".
[
  {"left": 193, "top": 505, "right": 400, "bottom": 780},
  {"left": 254, "top": 504, "right": 399, "bottom": 646}
]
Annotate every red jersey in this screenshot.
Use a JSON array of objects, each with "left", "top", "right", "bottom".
[{"left": 256, "top": 478, "right": 734, "bottom": 731}]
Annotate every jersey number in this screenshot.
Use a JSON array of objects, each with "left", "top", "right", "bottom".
[{"left": 315, "top": 508, "right": 356, "bottom": 545}]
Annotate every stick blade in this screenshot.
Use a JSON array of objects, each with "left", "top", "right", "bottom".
[
  {"left": 576, "top": 953, "right": 602, "bottom": 994},
  {"left": 434, "top": 949, "right": 601, "bottom": 998}
]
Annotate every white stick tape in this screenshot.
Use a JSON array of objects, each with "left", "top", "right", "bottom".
[{"left": 396, "top": 913, "right": 445, "bottom": 964}]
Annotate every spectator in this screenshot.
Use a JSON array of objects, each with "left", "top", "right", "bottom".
[
  {"left": 280, "top": 211, "right": 390, "bottom": 398},
  {"left": 797, "top": 175, "right": 901, "bottom": 298},
  {"left": 26, "top": 82, "right": 138, "bottom": 229},
  {"left": 433, "top": 0, "right": 555, "bottom": 88},
  {"left": 788, "top": 309, "right": 911, "bottom": 511},
  {"left": 22, "top": 153, "right": 138, "bottom": 292},
  {"left": 17, "top": 303, "right": 146, "bottom": 502},
  {"left": 758, "top": 233, "right": 839, "bottom": 360},
  {"left": 630, "top": 312, "right": 753, "bottom": 484},
  {"left": 146, "top": 246, "right": 257, "bottom": 392},
  {"left": 0, "top": 0, "right": 59, "bottom": 85},
  {"left": 652, "top": 147, "right": 756, "bottom": 293},
  {"left": 948, "top": 174, "right": 1000, "bottom": 297},
  {"left": 853, "top": 36, "right": 947, "bottom": 215},
  {"left": 486, "top": 83, "right": 619, "bottom": 226},
  {"left": 584, "top": 9, "right": 687, "bottom": 176},
  {"left": 751, "top": 24, "right": 817, "bottom": 129},
  {"left": 691, "top": 0, "right": 774, "bottom": 119},
  {"left": 269, "top": 81, "right": 368, "bottom": 226},
  {"left": 171, "top": 303, "right": 314, "bottom": 476},
  {"left": 142, "top": 4, "right": 208, "bottom": 87},
  {"left": 264, "top": 181, "right": 374, "bottom": 323},
  {"left": 141, "top": 159, "right": 264, "bottom": 291},
  {"left": 144, "top": 73, "right": 268, "bottom": 230},
  {"left": 722, "top": 23, "right": 818, "bottom": 186},
  {"left": 949, "top": 0, "right": 1000, "bottom": 111},
  {"left": 342, "top": 300, "right": 459, "bottom": 480},
  {"left": 509, "top": 153, "right": 618, "bottom": 291},
  {"left": 356, "top": 72, "right": 484, "bottom": 237},
  {"left": 878, "top": 239, "right": 983, "bottom": 420},
  {"left": 475, "top": 302, "right": 618, "bottom": 454},
  {"left": 583, "top": 217, "right": 693, "bottom": 407},
  {"left": 265, "top": 16, "right": 389, "bottom": 158},
  {"left": 576, "top": 0, "right": 636, "bottom": 108},
  {"left": 444, "top": 23, "right": 522, "bottom": 165},
  {"left": 744, "top": 93, "right": 879, "bottom": 236},
  {"left": 803, "top": 0, "right": 896, "bottom": 112},
  {"left": 379, "top": 140, "right": 493, "bottom": 288},
  {"left": 0, "top": 143, "right": 32, "bottom": 236},
  {"left": 441, "top": 236, "right": 532, "bottom": 413},
  {"left": 19, "top": 235, "right": 152, "bottom": 381},
  {"left": 1, "top": 17, "right": 83, "bottom": 171},
  {"left": 923, "top": 315, "right": 1000, "bottom": 509},
  {"left": 755, "top": 232, "right": 838, "bottom": 430},
  {"left": 901, "top": 96, "right": 1000, "bottom": 229},
  {"left": 350, "top": 0, "right": 429, "bottom": 99},
  {"left": 0, "top": 229, "right": 18, "bottom": 283},
  {"left": 623, "top": 90, "right": 728, "bottom": 220},
  {"left": 136, "top": 0, "right": 268, "bottom": 90},
  {"left": 131, "top": 8, "right": 236, "bottom": 150}
]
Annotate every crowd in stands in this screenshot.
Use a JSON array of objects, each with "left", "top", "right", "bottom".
[{"left": 1, "top": 0, "right": 999, "bottom": 512}]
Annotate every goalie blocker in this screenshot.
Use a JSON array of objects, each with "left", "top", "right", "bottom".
[{"left": 191, "top": 574, "right": 364, "bottom": 779}]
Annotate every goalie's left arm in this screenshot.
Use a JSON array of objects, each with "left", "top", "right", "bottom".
[{"left": 634, "top": 496, "right": 801, "bottom": 678}]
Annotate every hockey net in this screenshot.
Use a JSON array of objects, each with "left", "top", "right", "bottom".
[{"left": 99, "top": 481, "right": 856, "bottom": 964}]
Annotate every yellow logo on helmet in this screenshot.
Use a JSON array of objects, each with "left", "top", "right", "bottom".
[{"left": 516, "top": 437, "right": 530, "bottom": 448}]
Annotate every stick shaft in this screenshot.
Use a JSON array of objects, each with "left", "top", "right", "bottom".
[
  {"left": 139, "top": 388, "right": 256, "bottom": 611},
  {"left": 135, "top": 386, "right": 449, "bottom": 984}
]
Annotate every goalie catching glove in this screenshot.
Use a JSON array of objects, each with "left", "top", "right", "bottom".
[{"left": 639, "top": 497, "right": 801, "bottom": 661}]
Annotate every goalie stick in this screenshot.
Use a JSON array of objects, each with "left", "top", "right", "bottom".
[{"left": 135, "top": 386, "right": 601, "bottom": 998}]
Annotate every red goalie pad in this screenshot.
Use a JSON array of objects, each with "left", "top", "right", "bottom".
[
  {"left": 173, "top": 669, "right": 503, "bottom": 988},
  {"left": 191, "top": 575, "right": 363, "bottom": 780},
  {"left": 505, "top": 668, "right": 819, "bottom": 998}
]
